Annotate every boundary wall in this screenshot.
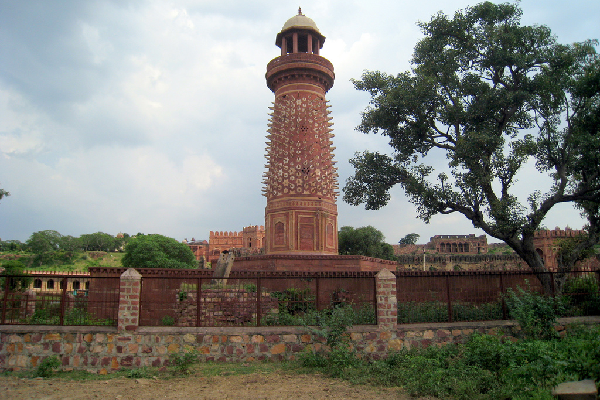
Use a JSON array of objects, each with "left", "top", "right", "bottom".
[{"left": 1, "top": 268, "right": 599, "bottom": 374}]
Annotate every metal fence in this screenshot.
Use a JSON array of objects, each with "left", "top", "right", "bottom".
[
  {"left": 1, "top": 275, "right": 119, "bottom": 326},
  {"left": 395, "top": 270, "right": 600, "bottom": 324},
  {"left": 138, "top": 271, "right": 377, "bottom": 327}
]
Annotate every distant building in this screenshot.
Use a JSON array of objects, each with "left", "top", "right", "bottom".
[{"left": 186, "top": 226, "right": 265, "bottom": 264}]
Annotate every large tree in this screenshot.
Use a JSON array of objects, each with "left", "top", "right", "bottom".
[
  {"left": 344, "top": 2, "right": 600, "bottom": 293},
  {"left": 338, "top": 226, "right": 396, "bottom": 261},
  {"left": 122, "top": 234, "right": 197, "bottom": 269}
]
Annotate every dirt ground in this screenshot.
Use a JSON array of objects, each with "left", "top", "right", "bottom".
[{"left": 0, "top": 371, "right": 432, "bottom": 400}]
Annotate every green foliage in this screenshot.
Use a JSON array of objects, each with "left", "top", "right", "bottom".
[
  {"left": 397, "top": 301, "right": 503, "bottom": 324},
  {"left": 343, "top": 1, "right": 600, "bottom": 290},
  {"left": 161, "top": 315, "right": 175, "bottom": 326},
  {"left": 298, "top": 326, "right": 600, "bottom": 399},
  {"left": 270, "top": 287, "right": 315, "bottom": 315},
  {"left": 338, "top": 226, "right": 396, "bottom": 260},
  {"left": 0, "top": 184, "right": 9, "bottom": 202},
  {"left": 505, "top": 283, "right": 565, "bottom": 339},
  {"left": 126, "top": 367, "right": 154, "bottom": 379},
  {"left": 169, "top": 350, "right": 198, "bottom": 374},
  {"left": 122, "top": 234, "right": 197, "bottom": 269},
  {"left": 562, "top": 274, "right": 600, "bottom": 316},
  {"left": 301, "top": 304, "right": 357, "bottom": 349},
  {"left": 35, "top": 356, "right": 60, "bottom": 378},
  {"left": 79, "top": 232, "right": 115, "bottom": 252},
  {"left": 0, "top": 260, "right": 32, "bottom": 291},
  {"left": 398, "top": 233, "right": 420, "bottom": 245}
]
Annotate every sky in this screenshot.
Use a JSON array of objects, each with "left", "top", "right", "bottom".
[{"left": 1, "top": 0, "right": 598, "bottom": 245}]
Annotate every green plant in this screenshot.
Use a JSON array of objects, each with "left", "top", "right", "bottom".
[
  {"left": 36, "top": 356, "right": 61, "bottom": 378},
  {"left": 177, "top": 291, "right": 188, "bottom": 302},
  {"left": 126, "top": 367, "right": 153, "bottom": 379},
  {"left": 169, "top": 350, "right": 198, "bottom": 374},
  {"left": 505, "top": 282, "right": 565, "bottom": 339},
  {"left": 562, "top": 275, "right": 600, "bottom": 316},
  {"left": 270, "top": 287, "right": 315, "bottom": 315},
  {"left": 161, "top": 315, "right": 175, "bottom": 326},
  {"left": 243, "top": 283, "right": 257, "bottom": 292},
  {"left": 301, "top": 304, "right": 356, "bottom": 349}
]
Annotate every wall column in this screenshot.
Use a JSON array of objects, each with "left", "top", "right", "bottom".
[
  {"left": 376, "top": 269, "right": 397, "bottom": 331},
  {"left": 118, "top": 268, "right": 142, "bottom": 332}
]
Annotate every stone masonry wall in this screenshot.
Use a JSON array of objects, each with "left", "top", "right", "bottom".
[
  {"left": 2, "top": 318, "right": 599, "bottom": 374},
  {"left": 1, "top": 267, "right": 599, "bottom": 374}
]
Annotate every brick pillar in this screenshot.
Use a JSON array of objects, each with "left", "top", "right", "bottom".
[
  {"left": 376, "top": 269, "right": 397, "bottom": 331},
  {"left": 118, "top": 268, "right": 142, "bottom": 332}
]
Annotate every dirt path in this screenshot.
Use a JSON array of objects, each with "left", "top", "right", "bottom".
[{"left": 0, "top": 372, "right": 432, "bottom": 400}]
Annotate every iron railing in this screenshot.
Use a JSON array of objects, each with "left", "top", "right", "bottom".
[
  {"left": 138, "top": 271, "right": 377, "bottom": 327},
  {"left": 395, "top": 270, "right": 600, "bottom": 324},
  {"left": 1, "top": 274, "right": 119, "bottom": 326}
]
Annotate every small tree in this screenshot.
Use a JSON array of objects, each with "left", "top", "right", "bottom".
[
  {"left": 338, "top": 226, "right": 396, "bottom": 260},
  {"left": 122, "top": 234, "right": 197, "bottom": 269}
]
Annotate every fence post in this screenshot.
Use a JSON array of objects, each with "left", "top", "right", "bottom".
[
  {"left": 376, "top": 269, "right": 397, "bottom": 331},
  {"left": 118, "top": 268, "right": 142, "bottom": 332}
]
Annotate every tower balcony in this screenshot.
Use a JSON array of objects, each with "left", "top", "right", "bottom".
[{"left": 266, "top": 53, "right": 335, "bottom": 94}]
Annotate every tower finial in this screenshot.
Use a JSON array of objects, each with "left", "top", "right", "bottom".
[{"left": 298, "top": 7, "right": 302, "bottom": 15}]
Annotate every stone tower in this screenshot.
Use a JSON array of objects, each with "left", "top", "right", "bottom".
[{"left": 263, "top": 9, "right": 338, "bottom": 255}]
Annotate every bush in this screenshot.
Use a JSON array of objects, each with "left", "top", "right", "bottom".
[
  {"left": 36, "top": 356, "right": 60, "bottom": 378},
  {"left": 505, "top": 282, "right": 565, "bottom": 339},
  {"left": 169, "top": 350, "right": 198, "bottom": 374},
  {"left": 562, "top": 275, "right": 600, "bottom": 316}
]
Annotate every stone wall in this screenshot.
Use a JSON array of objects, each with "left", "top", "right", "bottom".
[
  {"left": 2, "top": 318, "right": 598, "bottom": 374},
  {"left": 2, "top": 267, "right": 599, "bottom": 374}
]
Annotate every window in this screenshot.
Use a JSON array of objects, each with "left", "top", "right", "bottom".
[
  {"left": 47, "top": 279, "right": 54, "bottom": 290},
  {"left": 34, "top": 279, "right": 42, "bottom": 289}
]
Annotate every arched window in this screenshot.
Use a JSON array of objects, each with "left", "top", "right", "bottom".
[
  {"left": 73, "top": 281, "right": 81, "bottom": 290},
  {"left": 85, "top": 281, "right": 90, "bottom": 290},
  {"left": 47, "top": 279, "right": 54, "bottom": 290},
  {"left": 34, "top": 279, "right": 42, "bottom": 289},
  {"left": 59, "top": 280, "right": 66, "bottom": 290}
]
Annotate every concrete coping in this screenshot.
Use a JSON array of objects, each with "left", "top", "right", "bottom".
[{"left": 120, "top": 268, "right": 142, "bottom": 280}]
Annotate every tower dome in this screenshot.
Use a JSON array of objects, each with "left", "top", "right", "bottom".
[
  {"left": 281, "top": 8, "right": 320, "bottom": 33},
  {"left": 275, "top": 8, "right": 326, "bottom": 51}
]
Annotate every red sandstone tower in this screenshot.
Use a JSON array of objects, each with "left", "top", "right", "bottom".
[{"left": 263, "top": 9, "right": 338, "bottom": 255}]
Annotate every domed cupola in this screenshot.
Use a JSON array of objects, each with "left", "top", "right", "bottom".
[{"left": 275, "top": 8, "right": 326, "bottom": 56}]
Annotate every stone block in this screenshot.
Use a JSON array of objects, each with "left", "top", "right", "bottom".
[{"left": 552, "top": 380, "right": 597, "bottom": 400}]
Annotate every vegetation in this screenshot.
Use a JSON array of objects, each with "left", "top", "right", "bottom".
[
  {"left": 122, "top": 234, "right": 197, "bottom": 269},
  {"left": 0, "top": 183, "right": 9, "bottom": 202},
  {"left": 338, "top": 225, "right": 396, "bottom": 260},
  {"left": 505, "top": 282, "right": 565, "bottom": 339},
  {"left": 343, "top": 1, "right": 600, "bottom": 294},
  {"left": 35, "top": 356, "right": 60, "bottom": 378},
  {"left": 398, "top": 233, "right": 419, "bottom": 245},
  {"left": 0, "top": 259, "right": 32, "bottom": 291}
]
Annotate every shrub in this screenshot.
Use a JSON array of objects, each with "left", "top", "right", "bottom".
[
  {"left": 562, "top": 275, "right": 600, "bottom": 316},
  {"left": 169, "top": 350, "right": 198, "bottom": 374},
  {"left": 36, "top": 356, "right": 60, "bottom": 378},
  {"left": 504, "top": 282, "right": 565, "bottom": 339}
]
